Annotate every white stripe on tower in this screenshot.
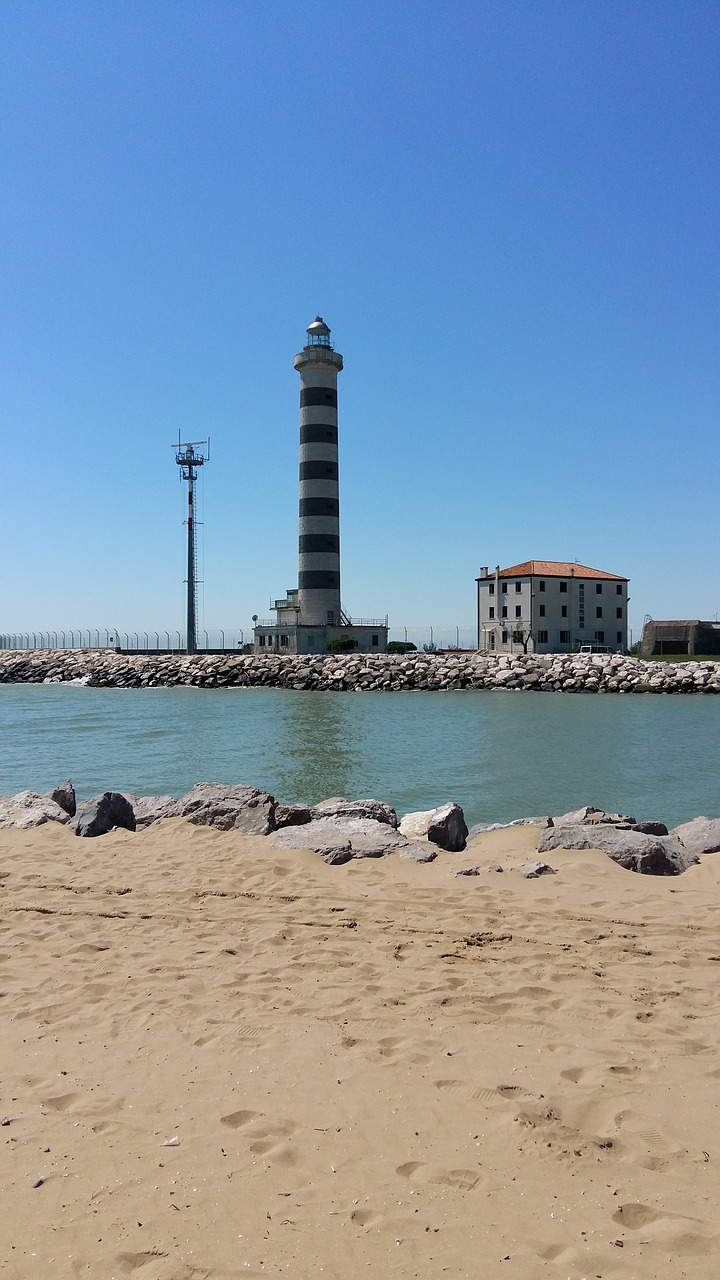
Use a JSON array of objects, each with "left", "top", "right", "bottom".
[{"left": 295, "top": 316, "right": 343, "bottom": 626}]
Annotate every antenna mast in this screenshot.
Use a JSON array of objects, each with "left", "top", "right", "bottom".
[{"left": 174, "top": 437, "right": 209, "bottom": 654}]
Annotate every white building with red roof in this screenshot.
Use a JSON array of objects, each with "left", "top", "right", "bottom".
[{"left": 476, "top": 561, "right": 629, "bottom": 654}]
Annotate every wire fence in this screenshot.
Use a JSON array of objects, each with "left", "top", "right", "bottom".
[{"left": 0, "top": 626, "right": 480, "bottom": 653}]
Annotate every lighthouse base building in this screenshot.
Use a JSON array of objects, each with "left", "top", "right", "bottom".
[{"left": 253, "top": 318, "right": 388, "bottom": 656}]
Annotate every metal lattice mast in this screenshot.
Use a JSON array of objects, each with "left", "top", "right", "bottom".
[{"left": 174, "top": 438, "right": 208, "bottom": 654}]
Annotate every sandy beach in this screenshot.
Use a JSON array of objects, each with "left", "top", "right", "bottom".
[{"left": 2, "top": 819, "right": 720, "bottom": 1278}]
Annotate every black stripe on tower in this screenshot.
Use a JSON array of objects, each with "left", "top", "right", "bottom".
[
  {"left": 299, "top": 534, "right": 340, "bottom": 554},
  {"left": 300, "top": 460, "right": 339, "bottom": 481},
  {"left": 300, "top": 497, "right": 339, "bottom": 517},
  {"left": 300, "top": 423, "right": 338, "bottom": 445},
  {"left": 301, "top": 387, "right": 337, "bottom": 408},
  {"left": 299, "top": 571, "right": 341, "bottom": 590}
]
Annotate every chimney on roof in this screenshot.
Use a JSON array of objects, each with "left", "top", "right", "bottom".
[{"left": 480, "top": 566, "right": 488, "bottom": 578}]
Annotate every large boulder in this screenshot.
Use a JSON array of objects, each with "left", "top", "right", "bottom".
[
  {"left": 269, "top": 820, "right": 354, "bottom": 865},
  {"left": 50, "top": 780, "right": 76, "bottom": 818},
  {"left": 75, "top": 792, "right": 137, "bottom": 837},
  {"left": 126, "top": 795, "right": 182, "bottom": 829},
  {"left": 269, "top": 816, "right": 405, "bottom": 861},
  {"left": 467, "top": 816, "right": 552, "bottom": 838},
  {"left": 553, "top": 805, "right": 637, "bottom": 826},
  {"left": 311, "top": 797, "right": 398, "bottom": 827},
  {"left": 538, "top": 824, "right": 696, "bottom": 875},
  {"left": 175, "top": 782, "right": 276, "bottom": 834},
  {"left": 399, "top": 802, "right": 468, "bottom": 851},
  {"left": 273, "top": 803, "right": 314, "bottom": 829},
  {"left": 0, "top": 789, "right": 71, "bottom": 829},
  {"left": 671, "top": 816, "right": 720, "bottom": 857}
]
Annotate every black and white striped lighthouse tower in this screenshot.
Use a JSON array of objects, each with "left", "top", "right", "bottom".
[{"left": 295, "top": 317, "right": 344, "bottom": 627}]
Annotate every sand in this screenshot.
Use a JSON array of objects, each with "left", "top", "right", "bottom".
[{"left": 2, "top": 821, "right": 720, "bottom": 1279}]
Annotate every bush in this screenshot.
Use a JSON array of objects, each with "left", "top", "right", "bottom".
[
  {"left": 324, "top": 636, "right": 358, "bottom": 652},
  {"left": 386, "top": 640, "right": 417, "bottom": 653}
]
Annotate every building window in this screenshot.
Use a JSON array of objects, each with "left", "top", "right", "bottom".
[
  {"left": 515, "top": 605, "right": 522, "bottom": 618},
  {"left": 616, "top": 584, "right": 623, "bottom": 595},
  {"left": 561, "top": 605, "right": 568, "bottom": 618},
  {"left": 539, "top": 604, "right": 546, "bottom": 617},
  {"left": 560, "top": 582, "right": 568, "bottom": 593},
  {"left": 502, "top": 630, "right": 508, "bottom": 643},
  {"left": 596, "top": 607, "right": 603, "bottom": 619},
  {"left": 515, "top": 582, "right": 522, "bottom": 593},
  {"left": 259, "top": 635, "right": 265, "bottom": 647},
  {"left": 560, "top": 630, "right": 570, "bottom": 643},
  {"left": 502, "top": 582, "right": 508, "bottom": 594},
  {"left": 616, "top": 607, "right": 623, "bottom": 619},
  {"left": 617, "top": 631, "right": 623, "bottom": 644},
  {"left": 280, "top": 634, "right": 289, "bottom": 647},
  {"left": 488, "top": 583, "right": 495, "bottom": 595},
  {"left": 327, "top": 611, "right": 335, "bottom": 624},
  {"left": 596, "top": 583, "right": 603, "bottom": 594},
  {"left": 537, "top": 630, "right": 548, "bottom": 643},
  {"left": 488, "top": 606, "right": 495, "bottom": 619},
  {"left": 539, "top": 581, "right": 545, "bottom": 592},
  {"left": 372, "top": 634, "right": 379, "bottom": 646},
  {"left": 501, "top": 605, "right": 508, "bottom": 618},
  {"left": 595, "top": 630, "right": 605, "bottom": 643}
]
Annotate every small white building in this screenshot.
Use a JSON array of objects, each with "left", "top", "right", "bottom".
[{"left": 476, "top": 561, "right": 629, "bottom": 654}]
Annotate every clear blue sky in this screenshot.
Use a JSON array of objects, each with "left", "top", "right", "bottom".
[{"left": 1, "top": 1, "right": 718, "bottom": 648}]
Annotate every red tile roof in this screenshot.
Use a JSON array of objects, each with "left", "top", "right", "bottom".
[{"left": 477, "top": 561, "right": 628, "bottom": 581}]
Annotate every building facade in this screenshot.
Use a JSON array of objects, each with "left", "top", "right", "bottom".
[
  {"left": 476, "top": 561, "right": 629, "bottom": 654},
  {"left": 254, "top": 318, "right": 388, "bottom": 655}
]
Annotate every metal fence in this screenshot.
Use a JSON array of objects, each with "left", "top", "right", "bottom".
[{"left": 0, "top": 625, "right": 479, "bottom": 653}]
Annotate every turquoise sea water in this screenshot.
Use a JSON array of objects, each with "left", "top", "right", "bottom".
[{"left": 0, "top": 685, "right": 718, "bottom": 828}]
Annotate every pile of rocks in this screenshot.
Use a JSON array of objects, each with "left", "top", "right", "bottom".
[
  {"left": 0, "top": 648, "right": 718, "bottom": 693},
  {"left": 1, "top": 781, "right": 719, "bottom": 876}
]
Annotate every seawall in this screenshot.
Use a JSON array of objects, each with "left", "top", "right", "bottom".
[{"left": 0, "top": 649, "right": 718, "bottom": 692}]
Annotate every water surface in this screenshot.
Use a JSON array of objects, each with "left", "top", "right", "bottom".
[{"left": 1, "top": 685, "right": 717, "bottom": 827}]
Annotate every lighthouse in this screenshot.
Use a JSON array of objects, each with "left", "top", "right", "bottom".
[
  {"left": 295, "top": 317, "right": 344, "bottom": 626},
  {"left": 254, "top": 317, "right": 388, "bottom": 655}
]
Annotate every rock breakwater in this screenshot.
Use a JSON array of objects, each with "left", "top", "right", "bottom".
[{"left": 0, "top": 648, "right": 718, "bottom": 693}]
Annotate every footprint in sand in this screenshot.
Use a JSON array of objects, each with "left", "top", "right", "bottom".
[
  {"left": 220, "top": 1109, "right": 262, "bottom": 1129},
  {"left": 396, "top": 1160, "right": 482, "bottom": 1191},
  {"left": 350, "top": 1207, "right": 381, "bottom": 1227},
  {"left": 41, "top": 1092, "right": 81, "bottom": 1112}
]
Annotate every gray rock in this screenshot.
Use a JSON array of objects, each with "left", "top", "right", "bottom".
[
  {"left": 0, "top": 790, "right": 71, "bottom": 829},
  {"left": 552, "top": 806, "right": 637, "bottom": 827},
  {"left": 75, "top": 792, "right": 137, "bottom": 837},
  {"left": 467, "top": 816, "right": 552, "bottom": 838},
  {"left": 274, "top": 803, "right": 313, "bottom": 829},
  {"left": 269, "top": 816, "right": 403, "bottom": 860},
  {"left": 520, "top": 861, "right": 556, "bottom": 878},
  {"left": 630, "top": 821, "right": 669, "bottom": 837},
  {"left": 127, "top": 795, "right": 181, "bottom": 828},
  {"left": 671, "top": 816, "right": 720, "bottom": 857},
  {"left": 398, "top": 842, "right": 437, "bottom": 863},
  {"left": 538, "top": 824, "right": 696, "bottom": 875},
  {"left": 399, "top": 802, "right": 468, "bottom": 851},
  {"left": 176, "top": 782, "right": 276, "bottom": 835},
  {"left": 50, "top": 780, "right": 76, "bottom": 818},
  {"left": 311, "top": 797, "right": 398, "bottom": 827},
  {"left": 427, "top": 803, "right": 469, "bottom": 851}
]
